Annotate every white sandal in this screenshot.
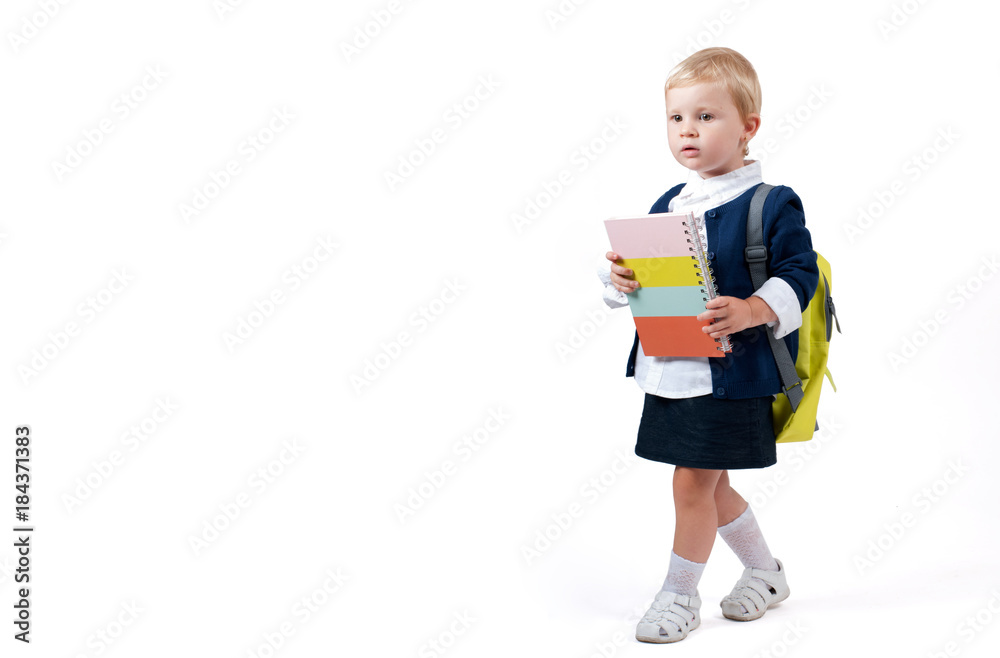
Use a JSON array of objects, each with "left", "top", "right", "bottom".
[
  {"left": 720, "top": 558, "right": 789, "bottom": 621},
  {"left": 635, "top": 590, "right": 701, "bottom": 643}
]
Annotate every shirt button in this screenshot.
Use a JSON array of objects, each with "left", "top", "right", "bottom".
[
  {"left": 707, "top": 251, "right": 715, "bottom": 260},
  {"left": 707, "top": 210, "right": 716, "bottom": 218},
  {"left": 716, "top": 387, "right": 726, "bottom": 396}
]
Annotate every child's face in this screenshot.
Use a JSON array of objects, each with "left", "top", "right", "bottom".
[{"left": 665, "top": 82, "right": 759, "bottom": 179}]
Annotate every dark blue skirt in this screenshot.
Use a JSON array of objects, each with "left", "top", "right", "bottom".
[{"left": 635, "top": 393, "right": 776, "bottom": 470}]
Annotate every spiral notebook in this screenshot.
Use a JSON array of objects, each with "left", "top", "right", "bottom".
[{"left": 604, "top": 211, "right": 732, "bottom": 357}]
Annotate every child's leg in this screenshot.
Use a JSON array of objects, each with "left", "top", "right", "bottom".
[
  {"left": 713, "top": 470, "right": 750, "bottom": 527},
  {"left": 660, "top": 466, "right": 722, "bottom": 595},
  {"left": 671, "top": 466, "right": 724, "bottom": 563},
  {"left": 713, "top": 470, "right": 786, "bottom": 619},
  {"left": 636, "top": 466, "right": 720, "bottom": 642},
  {"left": 713, "top": 470, "right": 779, "bottom": 571}
]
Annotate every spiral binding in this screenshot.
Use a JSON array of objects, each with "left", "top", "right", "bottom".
[{"left": 683, "top": 219, "right": 732, "bottom": 353}]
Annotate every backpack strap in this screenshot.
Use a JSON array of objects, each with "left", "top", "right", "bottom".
[
  {"left": 824, "top": 272, "right": 841, "bottom": 341},
  {"left": 745, "top": 184, "right": 804, "bottom": 413}
]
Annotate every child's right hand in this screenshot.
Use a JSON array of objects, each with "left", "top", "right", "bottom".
[{"left": 606, "top": 251, "right": 640, "bottom": 294}]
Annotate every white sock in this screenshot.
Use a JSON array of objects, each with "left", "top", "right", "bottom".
[
  {"left": 717, "top": 505, "right": 779, "bottom": 614},
  {"left": 661, "top": 551, "right": 705, "bottom": 597},
  {"left": 717, "top": 505, "right": 779, "bottom": 571}
]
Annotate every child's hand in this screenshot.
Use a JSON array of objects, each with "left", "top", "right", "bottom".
[
  {"left": 606, "top": 251, "right": 640, "bottom": 294},
  {"left": 697, "top": 296, "right": 777, "bottom": 337}
]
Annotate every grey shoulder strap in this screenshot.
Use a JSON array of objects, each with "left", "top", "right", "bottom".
[{"left": 745, "top": 184, "right": 804, "bottom": 413}]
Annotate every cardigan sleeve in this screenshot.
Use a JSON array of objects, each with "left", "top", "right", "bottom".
[{"left": 762, "top": 186, "right": 819, "bottom": 312}]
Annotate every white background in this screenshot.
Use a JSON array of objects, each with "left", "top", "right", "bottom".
[{"left": 2, "top": 0, "right": 999, "bottom": 655}]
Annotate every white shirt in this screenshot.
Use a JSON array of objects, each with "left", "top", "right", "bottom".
[{"left": 597, "top": 160, "right": 802, "bottom": 398}]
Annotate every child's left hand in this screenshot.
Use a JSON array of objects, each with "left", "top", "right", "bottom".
[{"left": 697, "top": 296, "right": 776, "bottom": 338}]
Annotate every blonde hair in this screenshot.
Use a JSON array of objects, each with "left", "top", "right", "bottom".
[{"left": 665, "top": 47, "right": 761, "bottom": 155}]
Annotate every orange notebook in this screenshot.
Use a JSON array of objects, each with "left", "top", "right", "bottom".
[{"left": 604, "top": 211, "right": 732, "bottom": 357}]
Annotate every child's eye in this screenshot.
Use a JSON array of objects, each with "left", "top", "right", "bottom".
[
  {"left": 670, "top": 115, "right": 681, "bottom": 122},
  {"left": 699, "top": 113, "right": 713, "bottom": 121}
]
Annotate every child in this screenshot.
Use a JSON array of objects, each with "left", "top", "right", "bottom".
[{"left": 598, "top": 47, "right": 819, "bottom": 643}]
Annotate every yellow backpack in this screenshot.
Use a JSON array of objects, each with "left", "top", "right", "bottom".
[{"left": 745, "top": 185, "right": 840, "bottom": 443}]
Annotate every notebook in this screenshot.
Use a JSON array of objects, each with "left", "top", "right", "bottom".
[{"left": 604, "top": 211, "right": 732, "bottom": 357}]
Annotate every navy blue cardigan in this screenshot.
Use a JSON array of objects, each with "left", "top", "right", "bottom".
[{"left": 625, "top": 182, "right": 819, "bottom": 399}]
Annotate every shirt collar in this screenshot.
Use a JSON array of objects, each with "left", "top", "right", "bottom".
[{"left": 671, "top": 160, "right": 762, "bottom": 212}]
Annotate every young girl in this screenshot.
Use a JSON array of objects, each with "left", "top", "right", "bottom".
[{"left": 598, "top": 47, "right": 819, "bottom": 643}]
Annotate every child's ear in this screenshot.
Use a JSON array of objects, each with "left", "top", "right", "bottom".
[{"left": 743, "top": 113, "right": 762, "bottom": 141}]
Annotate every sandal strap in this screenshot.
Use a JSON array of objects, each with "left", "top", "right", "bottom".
[
  {"left": 653, "top": 590, "right": 701, "bottom": 608},
  {"left": 749, "top": 564, "right": 781, "bottom": 585},
  {"left": 724, "top": 573, "right": 779, "bottom": 615},
  {"left": 733, "top": 579, "right": 769, "bottom": 606},
  {"left": 653, "top": 607, "right": 695, "bottom": 634},
  {"left": 741, "top": 577, "right": 773, "bottom": 599},
  {"left": 673, "top": 592, "right": 701, "bottom": 608},
  {"left": 642, "top": 591, "right": 700, "bottom": 636}
]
